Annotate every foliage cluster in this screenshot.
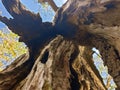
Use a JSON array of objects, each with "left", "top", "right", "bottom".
[{"left": 0, "top": 28, "right": 27, "bottom": 71}]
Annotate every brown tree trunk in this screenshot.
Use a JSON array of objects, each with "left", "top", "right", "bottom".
[
  {"left": 0, "top": 0, "right": 120, "bottom": 90},
  {"left": 0, "top": 36, "right": 106, "bottom": 90}
]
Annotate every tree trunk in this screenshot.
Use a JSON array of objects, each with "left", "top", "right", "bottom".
[
  {"left": 0, "top": 0, "right": 120, "bottom": 89},
  {"left": 0, "top": 36, "right": 106, "bottom": 90}
]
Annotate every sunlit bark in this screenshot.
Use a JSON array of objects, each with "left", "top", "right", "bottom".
[{"left": 0, "top": 0, "right": 120, "bottom": 89}]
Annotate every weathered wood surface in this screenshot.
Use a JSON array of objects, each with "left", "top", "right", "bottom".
[
  {"left": 0, "top": 0, "right": 120, "bottom": 89},
  {"left": 0, "top": 36, "right": 106, "bottom": 90}
]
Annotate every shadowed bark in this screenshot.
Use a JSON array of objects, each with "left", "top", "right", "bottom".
[
  {"left": 54, "top": 0, "right": 120, "bottom": 89},
  {"left": 0, "top": 0, "right": 120, "bottom": 89},
  {"left": 0, "top": 36, "right": 107, "bottom": 90}
]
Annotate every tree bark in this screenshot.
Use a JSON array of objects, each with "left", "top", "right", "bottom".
[
  {"left": 0, "top": 36, "right": 106, "bottom": 90},
  {"left": 0, "top": 0, "right": 120, "bottom": 89},
  {"left": 54, "top": 0, "right": 120, "bottom": 89}
]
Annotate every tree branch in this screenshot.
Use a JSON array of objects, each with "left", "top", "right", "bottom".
[
  {"left": 2, "top": 0, "right": 42, "bottom": 20},
  {"left": 1, "top": 0, "right": 55, "bottom": 50},
  {"left": 54, "top": 0, "right": 120, "bottom": 44},
  {"left": 38, "top": 0, "right": 58, "bottom": 12},
  {"left": 0, "top": 53, "right": 33, "bottom": 90},
  {"left": 47, "top": 0, "right": 58, "bottom": 11},
  {"left": 0, "top": 16, "right": 10, "bottom": 25}
]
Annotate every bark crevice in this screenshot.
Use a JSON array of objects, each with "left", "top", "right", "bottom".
[{"left": 69, "top": 46, "right": 80, "bottom": 90}]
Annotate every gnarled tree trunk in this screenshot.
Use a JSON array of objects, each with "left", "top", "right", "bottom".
[
  {"left": 0, "top": 36, "right": 106, "bottom": 90},
  {"left": 0, "top": 0, "right": 120, "bottom": 90}
]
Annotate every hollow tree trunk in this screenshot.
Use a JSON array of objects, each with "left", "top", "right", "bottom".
[
  {"left": 0, "top": 0, "right": 120, "bottom": 90},
  {"left": 0, "top": 36, "right": 106, "bottom": 90}
]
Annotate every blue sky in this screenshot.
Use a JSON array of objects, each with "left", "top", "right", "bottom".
[{"left": 0, "top": 0, "right": 67, "bottom": 29}]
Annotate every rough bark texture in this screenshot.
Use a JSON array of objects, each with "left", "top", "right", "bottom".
[
  {"left": 54, "top": 0, "right": 120, "bottom": 89},
  {"left": 0, "top": 36, "right": 106, "bottom": 90},
  {"left": 0, "top": 0, "right": 120, "bottom": 90}
]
